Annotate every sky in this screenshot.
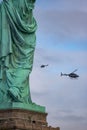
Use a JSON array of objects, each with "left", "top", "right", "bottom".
[
  {"left": 31, "top": 1, "right": 87, "bottom": 130},
  {"left": 0, "top": 0, "right": 87, "bottom": 130}
]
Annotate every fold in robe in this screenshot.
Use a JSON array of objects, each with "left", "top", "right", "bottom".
[{"left": 0, "top": 0, "right": 37, "bottom": 103}]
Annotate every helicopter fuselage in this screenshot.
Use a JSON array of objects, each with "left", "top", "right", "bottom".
[
  {"left": 68, "top": 73, "right": 79, "bottom": 78},
  {"left": 61, "top": 72, "right": 79, "bottom": 78}
]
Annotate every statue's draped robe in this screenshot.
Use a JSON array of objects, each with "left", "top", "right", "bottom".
[{"left": 0, "top": 0, "right": 37, "bottom": 103}]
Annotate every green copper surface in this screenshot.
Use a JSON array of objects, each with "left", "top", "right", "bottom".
[
  {"left": 0, "top": 102, "right": 45, "bottom": 113},
  {"left": 0, "top": 0, "right": 45, "bottom": 112}
]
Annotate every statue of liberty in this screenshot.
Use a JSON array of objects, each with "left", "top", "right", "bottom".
[{"left": 0, "top": 0, "right": 37, "bottom": 104}]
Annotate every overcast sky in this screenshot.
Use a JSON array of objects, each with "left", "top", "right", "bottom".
[
  {"left": 0, "top": 0, "right": 87, "bottom": 130},
  {"left": 31, "top": 1, "right": 87, "bottom": 130}
]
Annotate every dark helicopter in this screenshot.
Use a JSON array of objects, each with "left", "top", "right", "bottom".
[
  {"left": 61, "top": 69, "right": 79, "bottom": 79},
  {"left": 40, "top": 64, "right": 48, "bottom": 68}
]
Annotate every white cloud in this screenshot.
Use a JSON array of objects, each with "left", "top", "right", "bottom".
[
  {"left": 35, "top": 10, "right": 87, "bottom": 43},
  {"left": 30, "top": 45, "right": 87, "bottom": 130}
]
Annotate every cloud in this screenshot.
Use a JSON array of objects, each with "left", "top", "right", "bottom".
[
  {"left": 36, "top": 0, "right": 87, "bottom": 12},
  {"left": 31, "top": 46, "right": 87, "bottom": 106},
  {"left": 30, "top": 45, "right": 87, "bottom": 130},
  {"left": 35, "top": 0, "right": 87, "bottom": 50},
  {"left": 35, "top": 10, "right": 87, "bottom": 43},
  {"left": 34, "top": 47, "right": 87, "bottom": 70}
]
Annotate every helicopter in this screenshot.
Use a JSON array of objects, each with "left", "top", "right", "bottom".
[
  {"left": 40, "top": 64, "right": 48, "bottom": 68},
  {"left": 61, "top": 69, "right": 79, "bottom": 79}
]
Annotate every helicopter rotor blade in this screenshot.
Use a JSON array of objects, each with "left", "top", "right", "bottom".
[{"left": 71, "top": 69, "right": 78, "bottom": 73}]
